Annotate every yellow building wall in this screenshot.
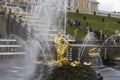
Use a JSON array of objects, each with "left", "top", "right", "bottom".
[
  {"left": 14, "top": 0, "right": 24, "bottom": 3},
  {"left": 91, "top": 2, "right": 98, "bottom": 14},
  {"left": 74, "top": 0, "right": 90, "bottom": 13},
  {"left": 74, "top": 0, "right": 98, "bottom": 13}
]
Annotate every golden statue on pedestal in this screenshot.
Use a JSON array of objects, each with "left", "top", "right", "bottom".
[
  {"left": 27, "top": 32, "right": 31, "bottom": 42},
  {"left": 83, "top": 48, "right": 98, "bottom": 66},
  {"left": 74, "top": 29, "right": 78, "bottom": 40},
  {"left": 88, "top": 48, "right": 97, "bottom": 57},
  {"left": 1, "top": 1, "right": 7, "bottom": 10},
  {"left": 54, "top": 32, "right": 69, "bottom": 67}
]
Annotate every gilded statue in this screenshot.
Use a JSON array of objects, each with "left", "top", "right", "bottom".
[
  {"left": 88, "top": 48, "right": 97, "bottom": 57},
  {"left": 1, "top": 2, "right": 7, "bottom": 10},
  {"left": 54, "top": 32, "right": 69, "bottom": 67}
]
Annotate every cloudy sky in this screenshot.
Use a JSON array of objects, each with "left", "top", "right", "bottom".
[{"left": 97, "top": 0, "right": 120, "bottom": 12}]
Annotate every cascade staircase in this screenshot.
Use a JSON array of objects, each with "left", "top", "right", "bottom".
[{"left": 0, "top": 38, "right": 26, "bottom": 56}]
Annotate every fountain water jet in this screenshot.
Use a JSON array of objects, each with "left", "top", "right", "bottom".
[
  {"left": 22, "top": 0, "right": 67, "bottom": 80},
  {"left": 78, "top": 32, "right": 97, "bottom": 61}
]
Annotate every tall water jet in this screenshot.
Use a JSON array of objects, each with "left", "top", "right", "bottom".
[
  {"left": 78, "top": 32, "right": 97, "bottom": 61},
  {"left": 22, "top": 0, "right": 67, "bottom": 80}
]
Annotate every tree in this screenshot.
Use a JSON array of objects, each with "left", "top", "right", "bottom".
[
  {"left": 102, "top": 18, "right": 104, "bottom": 22},
  {"left": 118, "top": 20, "right": 120, "bottom": 24},
  {"left": 94, "top": 12, "right": 96, "bottom": 16},
  {"left": 108, "top": 14, "right": 111, "bottom": 18},
  {"left": 76, "top": 9, "right": 79, "bottom": 13},
  {"left": 83, "top": 16, "right": 86, "bottom": 21}
]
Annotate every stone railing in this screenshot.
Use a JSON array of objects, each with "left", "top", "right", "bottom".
[{"left": 97, "top": 10, "right": 120, "bottom": 18}]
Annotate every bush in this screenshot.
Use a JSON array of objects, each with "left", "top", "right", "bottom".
[
  {"left": 86, "top": 22, "right": 88, "bottom": 26},
  {"left": 108, "top": 14, "right": 111, "bottom": 18},
  {"left": 118, "top": 20, "right": 120, "bottom": 24},
  {"left": 83, "top": 16, "right": 86, "bottom": 20},
  {"left": 48, "top": 65, "right": 97, "bottom": 80},
  {"left": 102, "top": 18, "right": 105, "bottom": 22},
  {"left": 94, "top": 12, "right": 96, "bottom": 16},
  {"left": 76, "top": 9, "right": 79, "bottom": 13}
]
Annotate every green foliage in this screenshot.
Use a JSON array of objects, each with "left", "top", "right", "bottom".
[
  {"left": 108, "top": 14, "right": 111, "bottom": 18},
  {"left": 67, "top": 12, "right": 120, "bottom": 40},
  {"left": 110, "top": 53, "right": 120, "bottom": 59},
  {"left": 48, "top": 65, "right": 97, "bottom": 80},
  {"left": 66, "top": 24, "right": 86, "bottom": 40},
  {"left": 76, "top": 9, "right": 79, "bottom": 13},
  {"left": 118, "top": 20, "right": 120, "bottom": 24},
  {"left": 83, "top": 16, "right": 86, "bottom": 20},
  {"left": 102, "top": 17, "right": 105, "bottom": 22},
  {"left": 94, "top": 12, "right": 96, "bottom": 16}
]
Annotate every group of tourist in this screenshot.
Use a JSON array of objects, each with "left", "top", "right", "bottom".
[
  {"left": 67, "top": 18, "right": 120, "bottom": 45},
  {"left": 85, "top": 26, "right": 106, "bottom": 40},
  {"left": 85, "top": 26, "right": 120, "bottom": 45},
  {"left": 67, "top": 18, "right": 81, "bottom": 27}
]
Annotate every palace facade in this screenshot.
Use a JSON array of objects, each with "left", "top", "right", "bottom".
[
  {"left": 67, "top": 0, "right": 99, "bottom": 14},
  {"left": 3, "top": 0, "right": 99, "bottom": 14}
]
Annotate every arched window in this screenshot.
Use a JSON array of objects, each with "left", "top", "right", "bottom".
[
  {"left": 68, "top": 0, "right": 71, "bottom": 6},
  {"left": 76, "top": 0, "right": 79, "bottom": 7},
  {"left": 87, "top": 2, "right": 90, "bottom": 8},
  {"left": 80, "top": 0, "right": 84, "bottom": 8}
]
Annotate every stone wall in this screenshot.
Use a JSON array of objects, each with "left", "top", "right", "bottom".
[
  {"left": 6, "top": 13, "right": 28, "bottom": 41},
  {"left": 0, "top": 11, "right": 6, "bottom": 38}
]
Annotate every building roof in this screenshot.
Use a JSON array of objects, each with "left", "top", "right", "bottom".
[
  {"left": 91, "top": 0, "right": 99, "bottom": 3},
  {"left": 92, "top": 0, "right": 98, "bottom": 2}
]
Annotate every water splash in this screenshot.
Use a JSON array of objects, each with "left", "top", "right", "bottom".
[
  {"left": 78, "top": 32, "right": 96, "bottom": 61},
  {"left": 22, "top": 0, "right": 67, "bottom": 80}
]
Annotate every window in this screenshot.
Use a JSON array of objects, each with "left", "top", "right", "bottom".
[
  {"left": 68, "top": 0, "right": 71, "bottom": 6},
  {"left": 76, "top": 0, "right": 79, "bottom": 7},
  {"left": 81, "top": 1, "right": 84, "bottom": 8},
  {"left": 87, "top": 2, "right": 90, "bottom": 8},
  {"left": 93, "top": 5, "right": 96, "bottom": 10}
]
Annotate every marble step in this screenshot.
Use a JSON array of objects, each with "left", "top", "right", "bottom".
[{"left": 0, "top": 52, "right": 26, "bottom": 55}]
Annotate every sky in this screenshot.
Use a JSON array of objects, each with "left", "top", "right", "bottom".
[{"left": 97, "top": 0, "right": 120, "bottom": 12}]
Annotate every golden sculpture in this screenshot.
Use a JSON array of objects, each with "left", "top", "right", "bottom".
[
  {"left": 87, "top": 27, "right": 90, "bottom": 34},
  {"left": 27, "top": 32, "right": 31, "bottom": 42},
  {"left": 35, "top": 60, "right": 43, "bottom": 64},
  {"left": 54, "top": 32, "right": 69, "bottom": 67},
  {"left": 74, "top": 29, "right": 78, "bottom": 39},
  {"left": 1, "top": 2, "right": 7, "bottom": 10},
  {"left": 71, "top": 61, "right": 80, "bottom": 67},
  {"left": 100, "top": 30, "right": 103, "bottom": 40},
  {"left": 88, "top": 48, "right": 97, "bottom": 57},
  {"left": 83, "top": 62, "right": 92, "bottom": 66}
]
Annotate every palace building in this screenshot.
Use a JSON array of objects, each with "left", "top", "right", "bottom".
[
  {"left": 3, "top": 0, "right": 99, "bottom": 14},
  {"left": 67, "top": 0, "right": 99, "bottom": 14}
]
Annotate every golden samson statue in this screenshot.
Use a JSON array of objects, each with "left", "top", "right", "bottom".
[
  {"left": 54, "top": 32, "right": 69, "bottom": 67},
  {"left": 54, "top": 32, "right": 97, "bottom": 67}
]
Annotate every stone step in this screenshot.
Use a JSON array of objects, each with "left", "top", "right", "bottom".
[
  {"left": 0, "top": 52, "right": 26, "bottom": 55},
  {"left": 34, "top": 29, "right": 63, "bottom": 34},
  {"left": 0, "top": 45, "right": 22, "bottom": 48},
  {"left": 24, "top": 18, "right": 47, "bottom": 23},
  {"left": 28, "top": 24, "right": 52, "bottom": 27},
  {"left": 0, "top": 39, "right": 17, "bottom": 42}
]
